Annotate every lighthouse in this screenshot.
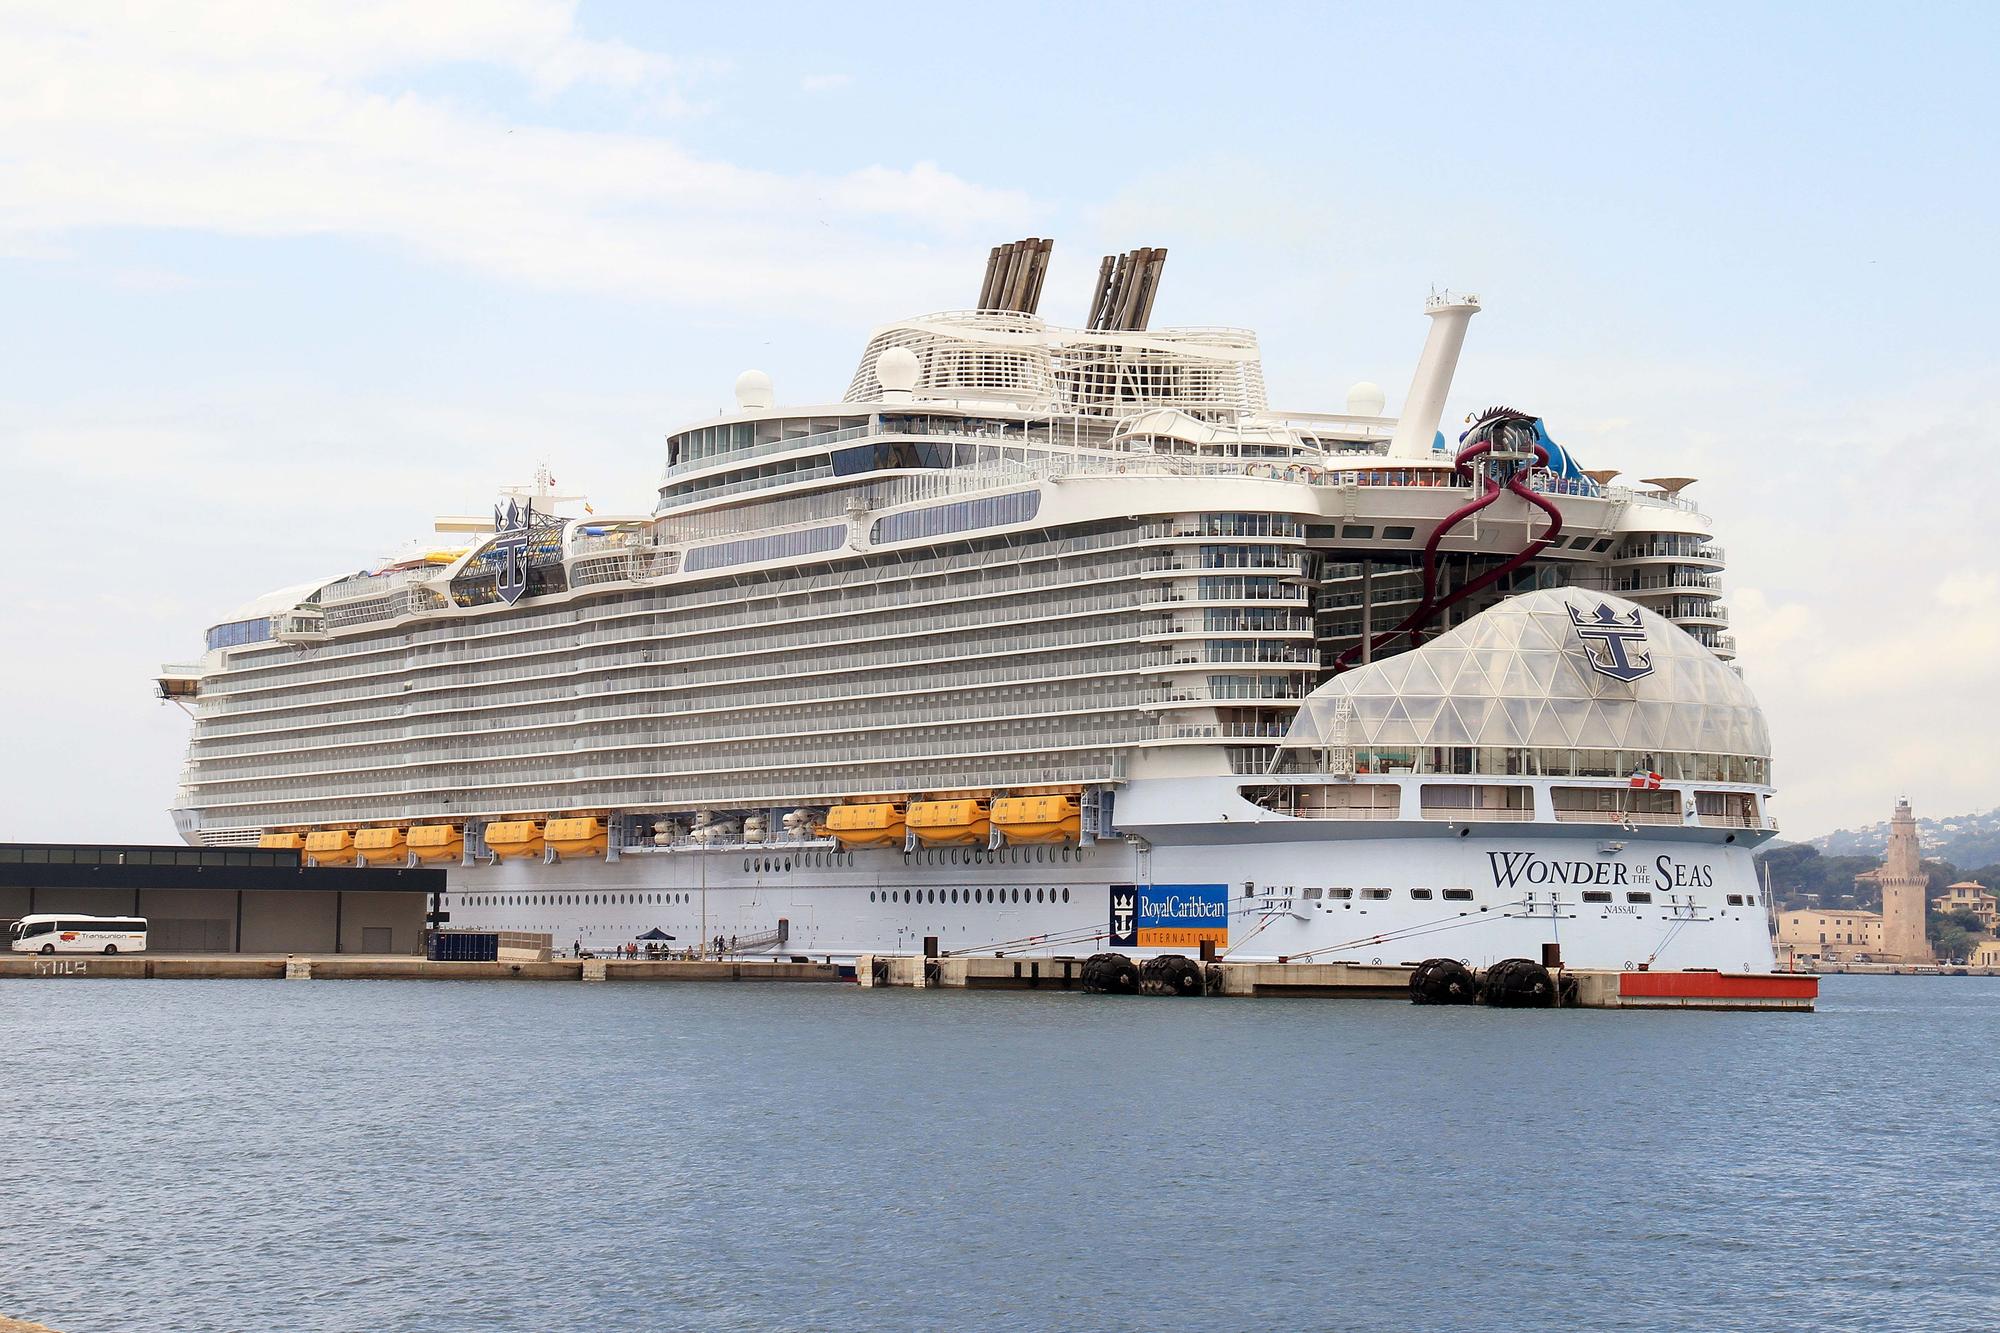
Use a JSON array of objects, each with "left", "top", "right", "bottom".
[{"left": 1878, "top": 798, "right": 1933, "bottom": 963}]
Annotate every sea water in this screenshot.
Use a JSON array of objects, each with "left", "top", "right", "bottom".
[{"left": 2, "top": 975, "right": 1995, "bottom": 1331}]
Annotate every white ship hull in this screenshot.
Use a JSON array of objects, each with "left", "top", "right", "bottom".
[{"left": 440, "top": 776, "right": 1777, "bottom": 973}]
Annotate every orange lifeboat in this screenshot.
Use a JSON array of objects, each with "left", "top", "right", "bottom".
[
  {"left": 484, "top": 821, "right": 545, "bottom": 861},
  {"left": 823, "top": 802, "right": 906, "bottom": 849}
]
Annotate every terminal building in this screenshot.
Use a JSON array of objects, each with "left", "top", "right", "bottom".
[
  {"left": 0, "top": 843, "right": 437, "bottom": 954},
  {"left": 1775, "top": 907, "right": 1884, "bottom": 966}
]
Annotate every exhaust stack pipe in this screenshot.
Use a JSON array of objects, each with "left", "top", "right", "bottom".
[
  {"left": 1387, "top": 291, "right": 1481, "bottom": 460},
  {"left": 977, "top": 238, "right": 1054, "bottom": 315}
]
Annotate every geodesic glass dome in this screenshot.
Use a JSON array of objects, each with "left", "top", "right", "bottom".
[{"left": 1281, "top": 588, "right": 1769, "bottom": 761}]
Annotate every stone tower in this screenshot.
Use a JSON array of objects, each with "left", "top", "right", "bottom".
[{"left": 1878, "top": 797, "right": 1933, "bottom": 963}]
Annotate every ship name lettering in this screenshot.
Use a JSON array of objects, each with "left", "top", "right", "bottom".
[
  {"left": 1485, "top": 852, "right": 1633, "bottom": 889},
  {"left": 1655, "top": 856, "right": 1715, "bottom": 889}
]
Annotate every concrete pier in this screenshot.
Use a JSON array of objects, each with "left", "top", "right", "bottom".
[{"left": 0, "top": 952, "right": 1816, "bottom": 1008}]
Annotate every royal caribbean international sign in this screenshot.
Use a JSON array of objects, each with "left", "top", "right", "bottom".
[{"left": 1109, "top": 883, "right": 1230, "bottom": 949}]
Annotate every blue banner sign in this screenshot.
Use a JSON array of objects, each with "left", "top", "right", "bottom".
[{"left": 1109, "top": 883, "right": 1230, "bottom": 949}]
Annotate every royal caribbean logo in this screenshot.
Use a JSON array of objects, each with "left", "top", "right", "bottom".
[
  {"left": 491, "top": 498, "right": 536, "bottom": 606},
  {"left": 1567, "top": 602, "right": 1654, "bottom": 683},
  {"left": 1109, "top": 883, "right": 1229, "bottom": 949}
]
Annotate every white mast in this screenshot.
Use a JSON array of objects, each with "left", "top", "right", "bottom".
[{"left": 1387, "top": 290, "right": 1481, "bottom": 460}]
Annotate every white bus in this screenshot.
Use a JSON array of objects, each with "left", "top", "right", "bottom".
[{"left": 9, "top": 914, "right": 149, "bottom": 954}]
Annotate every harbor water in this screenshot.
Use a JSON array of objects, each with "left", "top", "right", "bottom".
[{"left": 2, "top": 975, "right": 1995, "bottom": 1331}]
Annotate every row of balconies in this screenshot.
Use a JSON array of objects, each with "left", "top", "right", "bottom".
[
  {"left": 203, "top": 529, "right": 1180, "bottom": 698},
  {"left": 209, "top": 516, "right": 1182, "bottom": 689},
  {"left": 192, "top": 692, "right": 1174, "bottom": 785},
  {"left": 192, "top": 643, "right": 1167, "bottom": 755},
  {"left": 199, "top": 590, "right": 1176, "bottom": 714},
  {"left": 193, "top": 719, "right": 1160, "bottom": 810},
  {"left": 194, "top": 754, "right": 1130, "bottom": 832}
]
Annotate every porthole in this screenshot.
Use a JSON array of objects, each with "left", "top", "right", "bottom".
[
  {"left": 951, "top": 889, "right": 959, "bottom": 904},
  {"left": 869, "top": 891, "right": 876, "bottom": 903},
  {"left": 1061, "top": 888, "right": 1070, "bottom": 903}
]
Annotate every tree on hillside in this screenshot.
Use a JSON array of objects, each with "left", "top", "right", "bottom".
[
  {"left": 1755, "top": 845, "right": 1885, "bottom": 910},
  {"left": 1932, "top": 923, "right": 1979, "bottom": 964}
]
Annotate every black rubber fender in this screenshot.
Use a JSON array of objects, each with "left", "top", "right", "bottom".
[
  {"left": 1082, "top": 951, "right": 1138, "bottom": 995},
  {"left": 1142, "top": 954, "right": 1205, "bottom": 996},
  {"left": 1480, "top": 957, "right": 1556, "bottom": 1008},
  {"left": 1409, "top": 957, "right": 1479, "bottom": 1005}
]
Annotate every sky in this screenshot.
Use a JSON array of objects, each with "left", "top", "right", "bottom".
[{"left": 2, "top": 0, "right": 1995, "bottom": 843}]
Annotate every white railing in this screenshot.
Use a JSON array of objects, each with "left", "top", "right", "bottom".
[
  {"left": 659, "top": 422, "right": 872, "bottom": 482},
  {"left": 1420, "top": 805, "right": 1536, "bottom": 822}
]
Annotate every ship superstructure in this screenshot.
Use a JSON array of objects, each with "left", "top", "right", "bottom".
[{"left": 158, "top": 242, "right": 1773, "bottom": 971}]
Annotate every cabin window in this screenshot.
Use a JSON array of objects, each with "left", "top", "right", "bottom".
[{"left": 1582, "top": 891, "right": 1613, "bottom": 903}]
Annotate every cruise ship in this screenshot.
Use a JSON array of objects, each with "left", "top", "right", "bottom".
[{"left": 158, "top": 240, "right": 1781, "bottom": 974}]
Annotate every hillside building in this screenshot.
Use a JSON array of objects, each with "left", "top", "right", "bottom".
[{"left": 1776, "top": 908, "right": 1883, "bottom": 964}]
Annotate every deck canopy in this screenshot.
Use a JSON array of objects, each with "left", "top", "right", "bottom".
[{"left": 1280, "top": 588, "right": 1768, "bottom": 762}]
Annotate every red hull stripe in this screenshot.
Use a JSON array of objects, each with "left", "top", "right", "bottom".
[{"left": 1619, "top": 972, "right": 1819, "bottom": 1000}]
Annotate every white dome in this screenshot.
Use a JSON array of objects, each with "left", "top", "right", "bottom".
[
  {"left": 874, "top": 345, "right": 920, "bottom": 393},
  {"left": 1282, "top": 588, "right": 1768, "bottom": 762},
  {"left": 734, "top": 369, "right": 774, "bottom": 410},
  {"left": 1345, "top": 381, "right": 1387, "bottom": 416}
]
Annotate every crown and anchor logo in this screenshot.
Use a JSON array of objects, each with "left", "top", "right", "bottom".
[
  {"left": 1567, "top": 602, "right": 1655, "bottom": 683},
  {"left": 1109, "top": 888, "right": 1137, "bottom": 944},
  {"left": 490, "top": 497, "right": 536, "bottom": 606}
]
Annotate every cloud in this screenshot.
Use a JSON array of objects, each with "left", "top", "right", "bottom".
[
  {"left": 0, "top": 2, "right": 1035, "bottom": 318},
  {"left": 3, "top": 382, "right": 696, "bottom": 842},
  {"left": 800, "top": 73, "right": 853, "bottom": 94}
]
